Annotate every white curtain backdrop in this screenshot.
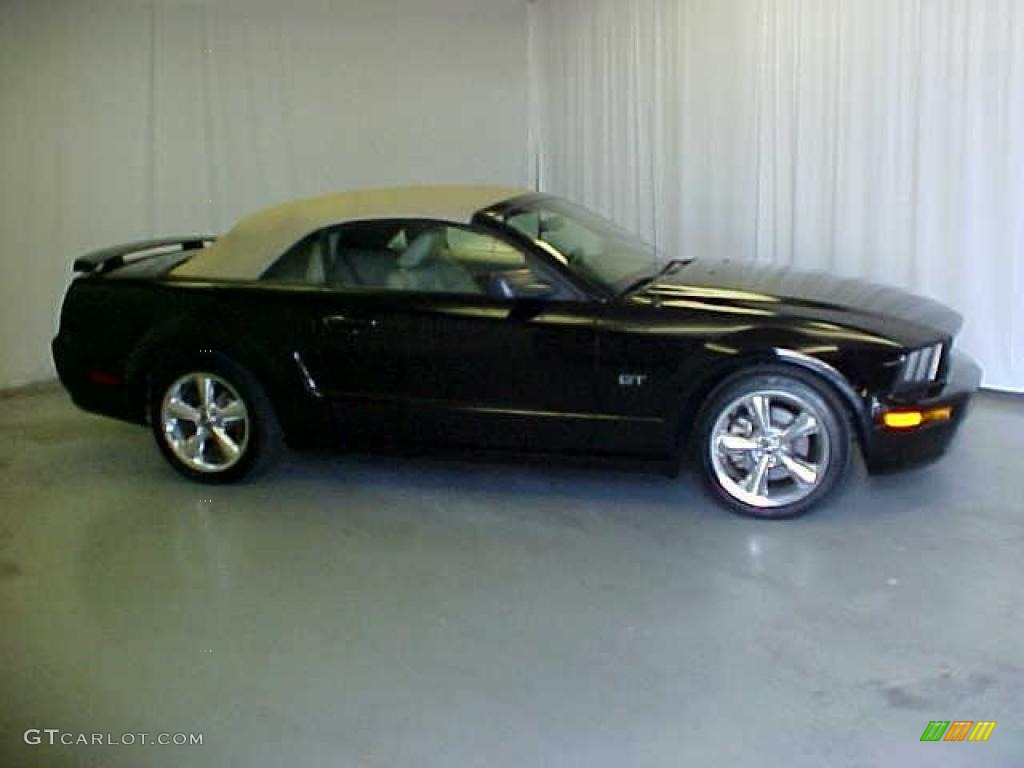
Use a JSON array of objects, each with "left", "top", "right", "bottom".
[
  {"left": 529, "top": 0, "right": 1024, "bottom": 391},
  {"left": 0, "top": 0, "right": 528, "bottom": 389}
]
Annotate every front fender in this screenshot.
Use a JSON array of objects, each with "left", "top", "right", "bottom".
[{"left": 670, "top": 327, "right": 882, "bottom": 452}]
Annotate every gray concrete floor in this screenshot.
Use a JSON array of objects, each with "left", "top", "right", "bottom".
[{"left": 0, "top": 386, "right": 1021, "bottom": 768}]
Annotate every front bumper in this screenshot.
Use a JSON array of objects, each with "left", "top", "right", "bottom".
[{"left": 863, "top": 350, "right": 982, "bottom": 472}]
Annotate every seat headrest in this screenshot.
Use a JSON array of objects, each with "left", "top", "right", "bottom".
[{"left": 398, "top": 230, "right": 443, "bottom": 268}]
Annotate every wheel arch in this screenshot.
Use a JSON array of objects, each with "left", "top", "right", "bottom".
[
  {"left": 674, "top": 346, "right": 869, "bottom": 456},
  {"left": 123, "top": 319, "right": 296, "bottom": 431}
]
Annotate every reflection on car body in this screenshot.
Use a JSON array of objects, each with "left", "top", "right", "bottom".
[{"left": 53, "top": 186, "right": 981, "bottom": 518}]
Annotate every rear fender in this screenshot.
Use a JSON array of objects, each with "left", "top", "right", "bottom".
[{"left": 123, "top": 319, "right": 309, "bottom": 436}]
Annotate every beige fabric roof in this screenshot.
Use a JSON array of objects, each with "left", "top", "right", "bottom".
[{"left": 173, "top": 185, "right": 529, "bottom": 280}]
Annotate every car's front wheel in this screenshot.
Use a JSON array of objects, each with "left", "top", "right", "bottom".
[
  {"left": 697, "top": 366, "right": 851, "bottom": 518},
  {"left": 150, "top": 358, "right": 280, "bottom": 483}
]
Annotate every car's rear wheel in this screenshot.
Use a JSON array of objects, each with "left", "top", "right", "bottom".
[
  {"left": 150, "top": 358, "right": 280, "bottom": 483},
  {"left": 697, "top": 366, "right": 851, "bottom": 518}
]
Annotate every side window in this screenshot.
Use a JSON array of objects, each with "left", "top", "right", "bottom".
[
  {"left": 263, "top": 220, "right": 544, "bottom": 298},
  {"left": 366, "top": 223, "right": 486, "bottom": 296},
  {"left": 261, "top": 232, "right": 327, "bottom": 285},
  {"left": 262, "top": 220, "right": 404, "bottom": 288}
]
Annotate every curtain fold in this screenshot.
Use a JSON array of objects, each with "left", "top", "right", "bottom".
[{"left": 530, "top": 0, "right": 1024, "bottom": 391}]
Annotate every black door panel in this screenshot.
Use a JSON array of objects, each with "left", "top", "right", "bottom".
[{"left": 302, "top": 292, "right": 600, "bottom": 452}]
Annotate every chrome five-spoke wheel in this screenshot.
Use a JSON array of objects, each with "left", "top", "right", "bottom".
[
  {"left": 160, "top": 372, "right": 250, "bottom": 474},
  {"left": 708, "top": 388, "right": 832, "bottom": 511}
]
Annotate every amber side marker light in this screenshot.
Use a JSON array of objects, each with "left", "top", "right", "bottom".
[{"left": 883, "top": 406, "right": 953, "bottom": 430}]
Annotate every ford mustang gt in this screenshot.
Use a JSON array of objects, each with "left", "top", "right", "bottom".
[{"left": 52, "top": 186, "right": 981, "bottom": 517}]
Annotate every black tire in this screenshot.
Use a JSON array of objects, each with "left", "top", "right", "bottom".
[
  {"left": 149, "top": 355, "right": 282, "bottom": 484},
  {"left": 695, "top": 365, "right": 852, "bottom": 519}
]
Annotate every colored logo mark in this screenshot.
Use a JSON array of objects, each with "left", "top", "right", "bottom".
[{"left": 920, "top": 721, "right": 996, "bottom": 742}]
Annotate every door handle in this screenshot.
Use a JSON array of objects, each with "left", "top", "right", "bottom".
[{"left": 322, "top": 315, "right": 380, "bottom": 331}]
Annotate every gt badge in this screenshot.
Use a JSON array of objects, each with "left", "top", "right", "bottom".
[{"left": 618, "top": 373, "right": 649, "bottom": 387}]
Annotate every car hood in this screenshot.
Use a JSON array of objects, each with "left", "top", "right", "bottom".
[{"left": 642, "top": 259, "right": 962, "bottom": 345}]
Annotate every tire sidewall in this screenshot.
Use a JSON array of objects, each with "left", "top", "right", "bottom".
[{"left": 697, "top": 365, "right": 851, "bottom": 519}]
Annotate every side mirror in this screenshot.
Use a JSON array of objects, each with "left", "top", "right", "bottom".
[{"left": 488, "top": 269, "right": 556, "bottom": 300}]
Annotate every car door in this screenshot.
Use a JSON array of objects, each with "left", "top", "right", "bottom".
[{"left": 276, "top": 219, "right": 602, "bottom": 453}]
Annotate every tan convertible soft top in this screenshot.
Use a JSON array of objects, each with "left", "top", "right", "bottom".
[{"left": 173, "top": 185, "right": 528, "bottom": 280}]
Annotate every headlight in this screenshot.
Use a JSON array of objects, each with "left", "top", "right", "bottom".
[{"left": 899, "top": 343, "right": 944, "bottom": 386}]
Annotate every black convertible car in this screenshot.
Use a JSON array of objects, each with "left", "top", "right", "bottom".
[{"left": 53, "top": 186, "right": 980, "bottom": 518}]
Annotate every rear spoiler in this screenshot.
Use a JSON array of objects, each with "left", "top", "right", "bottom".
[{"left": 72, "top": 235, "right": 217, "bottom": 274}]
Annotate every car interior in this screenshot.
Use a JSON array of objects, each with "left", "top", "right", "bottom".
[{"left": 262, "top": 220, "right": 528, "bottom": 296}]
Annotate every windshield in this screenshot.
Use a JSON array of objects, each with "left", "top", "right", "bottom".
[{"left": 498, "top": 197, "right": 657, "bottom": 291}]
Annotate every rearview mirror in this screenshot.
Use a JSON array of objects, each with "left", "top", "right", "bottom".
[
  {"left": 539, "top": 215, "right": 566, "bottom": 235},
  {"left": 488, "top": 269, "right": 556, "bottom": 300}
]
